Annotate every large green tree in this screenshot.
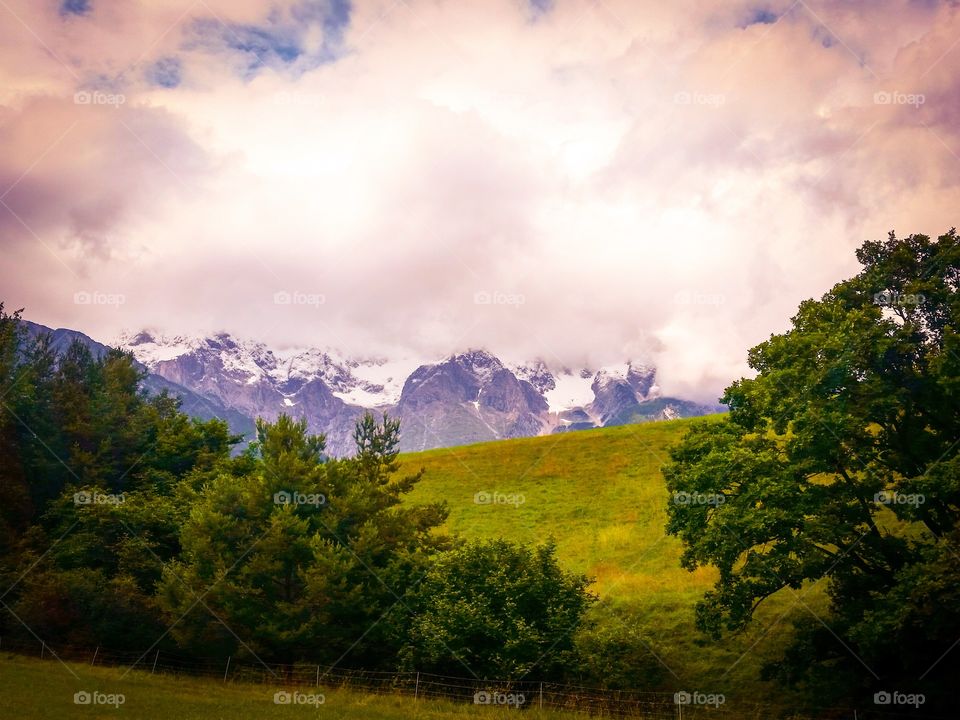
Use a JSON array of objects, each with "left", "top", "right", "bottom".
[
  {"left": 664, "top": 230, "right": 960, "bottom": 707},
  {"left": 160, "top": 413, "right": 450, "bottom": 668}
]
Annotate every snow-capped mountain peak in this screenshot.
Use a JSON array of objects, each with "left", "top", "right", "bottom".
[{"left": 114, "top": 330, "right": 718, "bottom": 455}]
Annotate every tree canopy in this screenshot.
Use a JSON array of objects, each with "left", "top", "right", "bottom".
[{"left": 664, "top": 229, "right": 960, "bottom": 708}]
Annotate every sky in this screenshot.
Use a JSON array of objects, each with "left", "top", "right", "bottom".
[{"left": 1, "top": 0, "right": 959, "bottom": 401}]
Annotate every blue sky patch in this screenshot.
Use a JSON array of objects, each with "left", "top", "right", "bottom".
[
  {"left": 739, "top": 7, "right": 778, "bottom": 27},
  {"left": 185, "top": 0, "right": 351, "bottom": 78},
  {"left": 146, "top": 57, "right": 182, "bottom": 89},
  {"left": 529, "top": 0, "right": 555, "bottom": 17},
  {"left": 61, "top": 0, "right": 90, "bottom": 16}
]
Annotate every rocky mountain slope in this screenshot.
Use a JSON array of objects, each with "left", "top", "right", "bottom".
[
  {"left": 115, "top": 331, "right": 722, "bottom": 454},
  {"left": 19, "top": 321, "right": 722, "bottom": 455},
  {"left": 22, "top": 322, "right": 256, "bottom": 440}
]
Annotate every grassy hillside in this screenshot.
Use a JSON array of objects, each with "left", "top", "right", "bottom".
[
  {"left": 398, "top": 418, "right": 825, "bottom": 704},
  {"left": 0, "top": 655, "right": 575, "bottom": 720}
]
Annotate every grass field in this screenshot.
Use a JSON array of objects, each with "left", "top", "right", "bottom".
[
  {"left": 398, "top": 417, "right": 826, "bottom": 705},
  {"left": 0, "top": 655, "right": 579, "bottom": 720}
]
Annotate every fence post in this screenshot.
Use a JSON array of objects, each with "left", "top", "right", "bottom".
[
  {"left": 539, "top": 682, "right": 543, "bottom": 710},
  {"left": 414, "top": 672, "right": 420, "bottom": 700},
  {"left": 223, "top": 656, "right": 231, "bottom": 683},
  {"left": 91, "top": 646, "right": 99, "bottom": 666},
  {"left": 316, "top": 665, "right": 320, "bottom": 687},
  {"left": 152, "top": 649, "right": 160, "bottom": 674},
  {"left": 40, "top": 641, "right": 45, "bottom": 659}
]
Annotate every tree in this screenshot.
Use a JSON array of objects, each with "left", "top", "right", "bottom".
[
  {"left": 400, "top": 539, "right": 595, "bottom": 680},
  {"left": 663, "top": 229, "right": 960, "bottom": 708},
  {"left": 0, "top": 306, "right": 235, "bottom": 648},
  {"left": 160, "top": 413, "right": 449, "bottom": 668}
]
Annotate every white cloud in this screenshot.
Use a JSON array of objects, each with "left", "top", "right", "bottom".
[{"left": 2, "top": 0, "right": 959, "bottom": 401}]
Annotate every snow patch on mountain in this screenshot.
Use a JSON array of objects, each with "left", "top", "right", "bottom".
[
  {"left": 116, "top": 330, "right": 203, "bottom": 364},
  {"left": 344, "top": 357, "right": 421, "bottom": 406},
  {"left": 543, "top": 369, "right": 595, "bottom": 413},
  {"left": 452, "top": 349, "right": 505, "bottom": 384}
]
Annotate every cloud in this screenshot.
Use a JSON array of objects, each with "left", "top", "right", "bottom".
[{"left": 1, "top": 0, "right": 959, "bottom": 402}]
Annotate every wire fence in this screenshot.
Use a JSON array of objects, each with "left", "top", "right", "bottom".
[{"left": 0, "top": 637, "right": 950, "bottom": 720}]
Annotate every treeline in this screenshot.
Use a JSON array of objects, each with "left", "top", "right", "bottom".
[{"left": 0, "top": 305, "right": 598, "bottom": 681}]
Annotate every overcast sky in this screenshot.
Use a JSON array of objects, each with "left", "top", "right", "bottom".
[{"left": 2, "top": 0, "right": 959, "bottom": 400}]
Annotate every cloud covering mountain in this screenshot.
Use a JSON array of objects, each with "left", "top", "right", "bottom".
[{"left": 3, "top": 0, "right": 960, "bottom": 401}]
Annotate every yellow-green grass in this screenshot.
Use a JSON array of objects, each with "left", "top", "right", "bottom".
[
  {"left": 398, "top": 418, "right": 827, "bottom": 705},
  {"left": 0, "top": 654, "right": 578, "bottom": 720}
]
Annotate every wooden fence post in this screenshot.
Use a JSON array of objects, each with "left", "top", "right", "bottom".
[
  {"left": 91, "top": 646, "right": 99, "bottom": 666},
  {"left": 316, "top": 665, "right": 320, "bottom": 687},
  {"left": 152, "top": 649, "right": 160, "bottom": 674},
  {"left": 414, "top": 672, "right": 420, "bottom": 700},
  {"left": 223, "top": 656, "right": 231, "bottom": 683},
  {"left": 40, "top": 641, "right": 44, "bottom": 659},
  {"left": 539, "top": 682, "right": 543, "bottom": 710}
]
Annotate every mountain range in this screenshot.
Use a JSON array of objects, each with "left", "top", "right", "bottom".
[{"left": 24, "top": 321, "right": 722, "bottom": 455}]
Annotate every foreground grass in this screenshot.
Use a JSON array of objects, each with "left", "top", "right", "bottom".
[
  {"left": 0, "top": 655, "right": 576, "bottom": 720},
  {"left": 399, "top": 418, "right": 824, "bottom": 704}
]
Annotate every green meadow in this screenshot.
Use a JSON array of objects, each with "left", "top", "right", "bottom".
[
  {"left": 0, "top": 655, "right": 578, "bottom": 720},
  {"left": 399, "top": 417, "right": 827, "bottom": 705}
]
